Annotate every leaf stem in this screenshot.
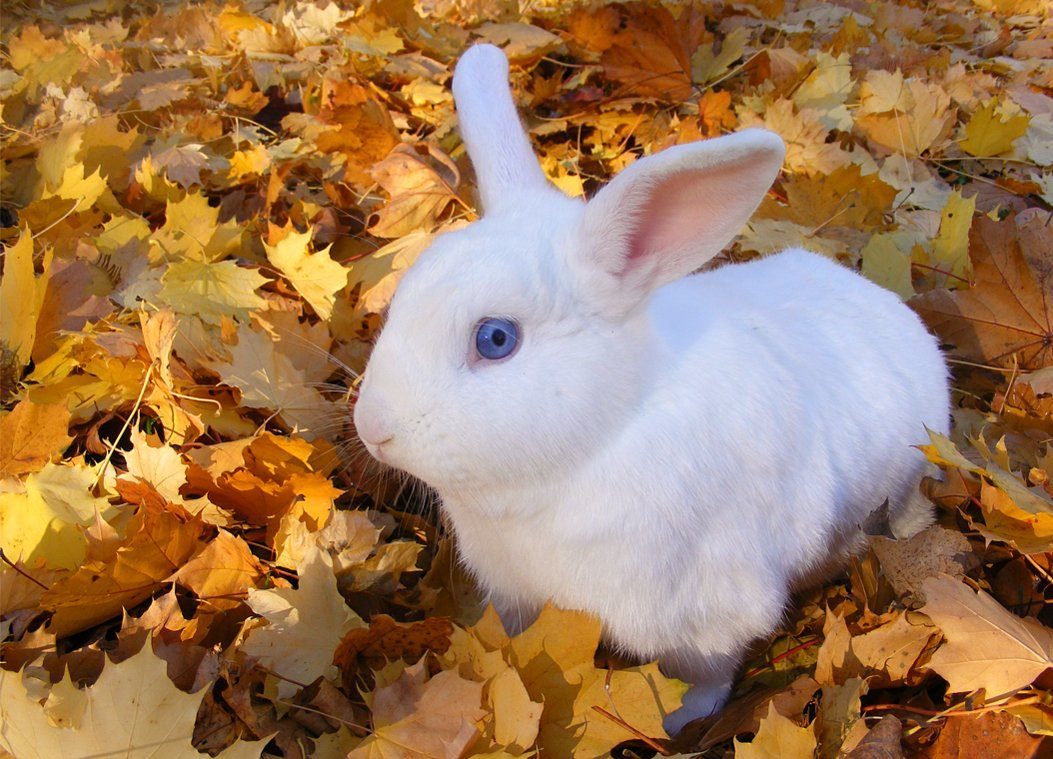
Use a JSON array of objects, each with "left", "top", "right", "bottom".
[{"left": 591, "top": 705, "right": 672, "bottom": 755}]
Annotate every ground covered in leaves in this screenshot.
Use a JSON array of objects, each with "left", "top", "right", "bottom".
[{"left": 0, "top": 0, "right": 1052, "bottom": 757}]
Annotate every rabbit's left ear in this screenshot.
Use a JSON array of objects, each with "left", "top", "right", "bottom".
[{"left": 576, "top": 129, "right": 784, "bottom": 309}]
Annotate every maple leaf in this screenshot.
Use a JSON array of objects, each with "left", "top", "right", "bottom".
[
  {"left": 207, "top": 322, "right": 343, "bottom": 441},
  {"left": 263, "top": 225, "right": 349, "bottom": 320},
  {"left": 921, "top": 711, "right": 1047, "bottom": 759},
  {"left": 849, "top": 613, "right": 937, "bottom": 687},
  {"left": 0, "top": 462, "right": 110, "bottom": 571},
  {"left": 121, "top": 427, "right": 187, "bottom": 503},
  {"left": 0, "top": 644, "right": 266, "bottom": 759},
  {"left": 928, "top": 189, "right": 976, "bottom": 285},
  {"left": 172, "top": 529, "right": 263, "bottom": 611},
  {"left": 228, "top": 143, "right": 272, "bottom": 181},
  {"left": 446, "top": 604, "right": 687, "bottom": 757},
  {"left": 242, "top": 545, "right": 363, "bottom": 699},
  {"left": 150, "top": 141, "right": 221, "bottom": 188},
  {"left": 921, "top": 575, "right": 1053, "bottom": 696},
  {"left": 600, "top": 4, "right": 708, "bottom": 102},
  {"left": 41, "top": 498, "right": 208, "bottom": 636},
  {"left": 33, "top": 257, "right": 114, "bottom": 361},
  {"left": 733, "top": 701, "right": 817, "bottom": 759},
  {"left": 960, "top": 99, "right": 1030, "bottom": 157},
  {"left": 870, "top": 526, "right": 978, "bottom": 604},
  {"left": 860, "top": 231, "right": 916, "bottom": 300},
  {"left": 369, "top": 143, "right": 461, "bottom": 239},
  {"left": 791, "top": 51, "right": 854, "bottom": 131},
  {"left": 0, "top": 398, "right": 71, "bottom": 477},
  {"left": 335, "top": 614, "right": 453, "bottom": 671},
  {"left": 349, "top": 661, "right": 485, "bottom": 759},
  {"left": 855, "top": 75, "right": 955, "bottom": 156},
  {"left": 739, "top": 98, "right": 852, "bottom": 175},
  {"left": 0, "top": 232, "right": 50, "bottom": 370},
  {"left": 912, "top": 211, "right": 1053, "bottom": 369},
  {"left": 157, "top": 259, "right": 268, "bottom": 323},
  {"left": 152, "top": 191, "right": 243, "bottom": 262}
]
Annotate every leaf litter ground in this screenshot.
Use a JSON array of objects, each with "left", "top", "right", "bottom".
[{"left": 1, "top": 1, "right": 1052, "bottom": 757}]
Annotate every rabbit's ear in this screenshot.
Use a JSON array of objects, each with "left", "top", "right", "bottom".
[
  {"left": 453, "top": 44, "right": 552, "bottom": 213},
  {"left": 577, "top": 129, "right": 785, "bottom": 309}
]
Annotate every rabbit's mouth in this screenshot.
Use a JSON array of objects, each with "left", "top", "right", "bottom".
[{"left": 363, "top": 439, "right": 391, "bottom": 464}]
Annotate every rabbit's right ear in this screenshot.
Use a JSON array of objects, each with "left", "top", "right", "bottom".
[
  {"left": 574, "top": 129, "right": 785, "bottom": 315},
  {"left": 453, "top": 44, "right": 553, "bottom": 214}
]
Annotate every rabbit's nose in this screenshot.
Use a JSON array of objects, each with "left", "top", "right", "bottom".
[{"left": 354, "top": 392, "right": 396, "bottom": 447}]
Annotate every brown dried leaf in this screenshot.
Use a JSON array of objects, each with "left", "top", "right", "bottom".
[{"left": 912, "top": 210, "right": 1053, "bottom": 370}]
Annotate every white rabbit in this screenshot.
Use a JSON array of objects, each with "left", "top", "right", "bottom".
[{"left": 353, "top": 44, "right": 950, "bottom": 734}]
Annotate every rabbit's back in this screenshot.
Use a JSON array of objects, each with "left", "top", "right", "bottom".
[
  {"left": 449, "top": 249, "right": 949, "bottom": 659},
  {"left": 637, "top": 247, "right": 948, "bottom": 567}
]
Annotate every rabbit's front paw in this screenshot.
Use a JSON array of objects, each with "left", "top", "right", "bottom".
[{"left": 663, "top": 680, "right": 732, "bottom": 735}]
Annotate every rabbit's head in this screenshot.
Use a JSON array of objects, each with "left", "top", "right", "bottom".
[{"left": 354, "top": 44, "right": 785, "bottom": 500}]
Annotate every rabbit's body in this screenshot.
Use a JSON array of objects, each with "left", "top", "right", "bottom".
[
  {"left": 354, "top": 45, "right": 950, "bottom": 733},
  {"left": 441, "top": 248, "right": 947, "bottom": 724}
]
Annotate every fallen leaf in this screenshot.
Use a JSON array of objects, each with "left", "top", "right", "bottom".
[
  {"left": 0, "top": 232, "right": 50, "bottom": 370},
  {"left": 917, "top": 710, "right": 1048, "bottom": 759},
  {"left": 0, "top": 398, "right": 71, "bottom": 478},
  {"left": 845, "top": 715, "right": 903, "bottom": 759},
  {"left": 41, "top": 498, "right": 208, "bottom": 636},
  {"left": 733, "top": 701, "right": 817, "bottom": 759},
  {"left": 921, "top": 575, "right": 1053, "bottom": 697},
  {"left": 368, "top": 144, "right": 460, "bottom": 238},
  {"left": 0, "top": 644, "right": 216, "bottom": 759},
  {"left": 242, "top": 545, "right": 362, "bottom": 699},
  {"left": 912, "top": 210, "right": 1053, "bottom": 369},
  {"left": 960, "top": 100, "right": 1030, "bottom": 157},
  {"left": 264, "top": 225, "right": 349, "bottom": 320},
  {"left": 349, "top": 662, "right": 484, "bottom": 759},
  {"left": 870, "top": 526, "right": 978, "bottom": 604}
]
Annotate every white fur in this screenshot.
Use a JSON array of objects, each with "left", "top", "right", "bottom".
[{"left": 354, "top": 45, "right": 950, "bottom": 734}]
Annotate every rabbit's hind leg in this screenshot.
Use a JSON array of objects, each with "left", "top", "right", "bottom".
[
  {"left": 889, "top": 463, "right": 937, "bottom": 539},
  {"left": 660, "top": 649, "right": 738, "bottom": 735}
]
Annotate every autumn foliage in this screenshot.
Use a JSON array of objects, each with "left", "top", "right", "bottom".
[{"left": 1, "top": 0, "right": 1052, "bottom": 757}]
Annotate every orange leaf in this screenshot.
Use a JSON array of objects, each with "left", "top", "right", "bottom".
[
  {"left": 41, "top": 499, "right": 208, "bottom": 637},
  {"left": 0, "top": 398, "right": 71, "bottom": 478}
]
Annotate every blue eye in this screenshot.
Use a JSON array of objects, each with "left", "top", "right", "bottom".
[{"left": 474, "top": 317, "right": 519, "bottom": 361}]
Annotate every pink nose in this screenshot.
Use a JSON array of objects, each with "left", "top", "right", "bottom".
[{"left": 354, "top": 392, "right": 395, "bottom": 447}]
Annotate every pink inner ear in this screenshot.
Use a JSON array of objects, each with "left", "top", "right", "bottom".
[{"left": 623, "top": 162, "right": 767, "bottom": 281}]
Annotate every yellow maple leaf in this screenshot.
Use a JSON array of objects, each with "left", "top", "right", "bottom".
[
  {"left": 228, "top": 143, "right": 271, "bottom": 181},
  {"left": 207, "top": 323, "right": 342, "bottom": 439},
  {"left": 733, "top": 701, "right": 817, "bottom": 758},
  {"left": 922, "top": 575, "right": 1053, "bottom": 696},
  {"left": 263, "top": 225, "right": 349, "bottom": 320},
  {"left": 158, "top": 259, "right": 268, "bottom": 322},
  {"left": 0, "top": 232, "right": 50, "bottom": 369},
  {"left": 860, "top": 231, "right": 918, "bottom": 300},
  {"left": 368, "top": 144, "right": 461, "bottom": 239},
  {"left": 39, "top": 164, "right": 116, "bottom": 213},
  {"left": 0, "top": 462, "right": 110, "bottom": 571},
  {"left": 41, "top": 497, "right": 207, "bottom": 637},
  {"left": 121, "top": 427, "right": 187, "bottom": 503},
  {"left": 855, "top": 77, "right": 955, "bottom": 156},
  {"left": 243, "top": 545, "right": 363, "bottom": 699},
  {"left": 35, "top": 122, "right": 84, "bottom": 191},
  {"left": 153, "top": 191, "right": 243, "bottom": 262},
  {"left": 930, "top": 189, "right": 976, "bottom": 285},
  {"left": 444, "top": 605, "right": 686, "bottom": 757},
  {"left": 960, "top": 99, "right": 1030, "bottom": 157}
]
